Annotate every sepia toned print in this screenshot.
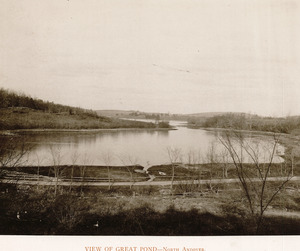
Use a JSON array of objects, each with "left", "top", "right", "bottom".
[{"left": 0, "top": 0, "right": 299, "bottom": 245}]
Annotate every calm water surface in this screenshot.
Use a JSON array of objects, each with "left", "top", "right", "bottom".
[{"left": 25, "top": 120, "right": 284, "bottom": 167}]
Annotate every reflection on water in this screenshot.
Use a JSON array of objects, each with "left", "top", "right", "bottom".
[
  {"left": 26, "top": 129, "right": 173, "bottom": 166},
  {"left": 15, "top": 119, "right": 283, "bottom": 167},
  {"left": 22, "top": 124, "right": 284, "bottom": 167}
]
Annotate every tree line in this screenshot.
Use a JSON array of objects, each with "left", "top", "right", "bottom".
[
  {"left": 188, "top": 113, "right": 300, "bottom": 134},
  {"left": 0, "top": 88, "right": 98, "bottom": 117}
]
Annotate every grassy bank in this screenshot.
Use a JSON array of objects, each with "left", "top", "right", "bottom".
[
  {"left": 0, "top": 108, "right": 170, "bottom": 130},
  {"left": 148, "top": 162, "right": 298, "bottom": 180},
  {"left": 0, "top": 89, "right": 171, "bottom": 130},
  {"left": 4, "top": 165, "right": 148, "bottom": 182},
  {"left": 4, "top": 160, "right": 298, "bottom": 183}
]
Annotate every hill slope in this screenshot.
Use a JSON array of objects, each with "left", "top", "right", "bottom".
[{"left": 0, "top": 89, "right": 166, "bottom": 130}]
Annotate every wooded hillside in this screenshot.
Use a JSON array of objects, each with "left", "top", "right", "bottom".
[{"left": 0, "top": 88, "right": 168, "bottom": 130}]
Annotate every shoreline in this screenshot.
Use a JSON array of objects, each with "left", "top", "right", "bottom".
[
  {"left": 198, "top": 127, "right": 297, "bottom": 155},
  {"left": 0, "top": 127, "right": 176, "bottom": 135},
  {"left": 189, "top": 126, "right": 290, "bottom": 136}
]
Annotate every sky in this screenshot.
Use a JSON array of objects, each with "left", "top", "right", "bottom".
[{"left": 0, "top": 0, "right": 300, "bottom": 117}]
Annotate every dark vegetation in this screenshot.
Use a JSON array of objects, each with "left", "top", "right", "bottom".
[
  {"left": 0, "top": 88, "right": 170, "bottom": 130},
  {"left": 0, "top": 88, "right": 100, "bottom": 117},
  {"left": 0, "top": 134, "right": 299, "bottom": 234},
  {"left": 188, "top": 113, "right": 300, "bottom": 134},
  {"left": 1, "top": 155, "right": 298, "bottom": 235},
  {"left": 0, "top": 181, "right": 299, "bottom": 235}
]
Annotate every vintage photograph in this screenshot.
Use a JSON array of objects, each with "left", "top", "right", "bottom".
[{"left": 0, "top": 0, "right": 299, "bottom": 242}]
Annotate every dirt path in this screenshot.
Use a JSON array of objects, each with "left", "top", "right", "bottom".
[
  {"left": 1, "top": 176, "right": 299, "bottom": 187},
  {"left": 265, "top": 209, "right": 300, "bottom": 219}
]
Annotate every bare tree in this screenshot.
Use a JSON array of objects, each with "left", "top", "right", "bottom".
[
  {"left": 70, "top": 150, "right": 80, "bottom": 192},
  {"left": 186, "top": 149, "right": 195, "bottom": 167},
  {"left": 185, "top": 149, "right": 201, "bottom": 175},
  {"left": 219, "top": 131, "right": 293, "bottom": 233},
  {"left": 196, "top": 150, "right": 203, "bottom": 183},
  {"left": 119, "top": 155, "right": 139, "bottom": 189},
  {"left": 34, "top": 153, "right": 46, "bottom": 191},
  {"left": 80, "top": 152, "right": 93, "bottom": 194},
  {"left": 219, "top": 149, "right": 230, "bottom": 179},
  {"left": 101, "top": 151, "right": 114, "bottom": 190},
  {"left": 205, "top": 142, "right": 218, "bottom": 190},
  {"left": 0, "top": 136, "right": 30, "bottom": 173},
  {"left": 0, "top": 135, "right": 31, "bottom": 191},
  {"left": 166, "top": 147, "right": 182, "bottom": 194},
  {"left": 187, "top": 148, "right": 203, "bottom": 184},
  {"left": 49, "top": 145, "right": 65, "bottom": 196},
  {"left": 127, "top": 155, "right": 139, "bottom": 189},
  {"left": 288, "top": 149, "right": 297, "bottom": 177}
]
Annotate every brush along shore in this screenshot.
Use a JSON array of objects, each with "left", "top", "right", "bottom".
[
  {"left": 2, "top": 161, "right": 298, "bottom": 185},
  {"left": 0, "top": 179, "right": 299, "bottom": 235}
]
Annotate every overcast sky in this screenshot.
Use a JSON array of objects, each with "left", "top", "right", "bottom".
[{"left": 1, "top": 0, "right": 300, "bottom": 116}]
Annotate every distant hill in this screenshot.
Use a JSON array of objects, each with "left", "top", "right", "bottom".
[
  {"left": 96, "top": 109, "right": 189, "bottom": 121},
  {"left": 96, "top": 110, "right": 138, "bottom": 117},
  {"left": 96, "top": 110, "right": 256, "bottom": 121},
  {"left": 187, "top": 112, "right": 229, "bottom": 117},
  {"left": 187, "top": 112, "right": 256, "bottom": 118},
  {"left": 97, "top": 108, "right": 300, "bottom": 134},
  {"left": 187, "top": 112, "right": 300, "bottom": 134}
]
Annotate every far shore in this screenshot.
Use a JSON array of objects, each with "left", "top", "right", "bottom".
[
  {"left": 189, "top": 126, "right": 300, "bottom": 158},
  {"left": 189, "top": 126, "right": 291, "bottom": 137},
  {"left": 0, "top": 127, "right": 177, "bottom": 135}
]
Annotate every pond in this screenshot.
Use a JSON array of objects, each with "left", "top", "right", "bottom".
[{"left": 21, "top": 120, "right": 284, "bottom": 167}]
